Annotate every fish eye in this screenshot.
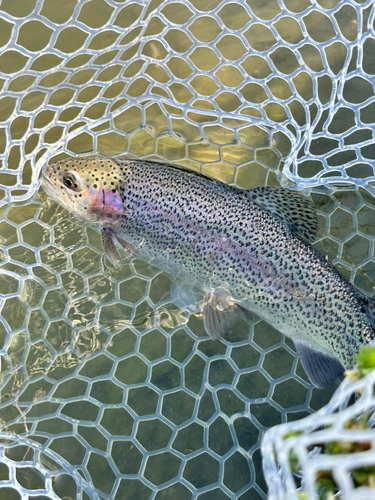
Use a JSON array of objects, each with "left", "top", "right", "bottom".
[{"left": 62, "top": 172, "right": 79, "bottom": 191}]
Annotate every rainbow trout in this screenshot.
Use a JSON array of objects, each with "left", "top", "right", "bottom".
[{"left": 42, "top": 157, "right": 375, "bottom": 388}]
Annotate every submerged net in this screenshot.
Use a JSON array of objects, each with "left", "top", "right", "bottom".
[{"left": 0, "top": 0, "right": 374, "bottom": 498}]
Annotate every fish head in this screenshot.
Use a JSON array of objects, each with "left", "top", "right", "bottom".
[{"left": 41, "top": 156, "right": 125, "bottom": 226}]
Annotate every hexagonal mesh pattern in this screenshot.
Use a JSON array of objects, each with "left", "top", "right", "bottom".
[
  {"left": 0, "top": 0, "right": 374, "bottom": 499},
  {"left": 262, "top": 368, "right": 375, "bottom": 500}
]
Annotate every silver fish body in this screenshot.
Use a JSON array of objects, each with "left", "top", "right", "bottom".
[{"left": 42, "top": 157, "right": 375, "bottom": 387}]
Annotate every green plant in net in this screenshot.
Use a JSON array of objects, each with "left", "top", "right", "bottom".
[
  {"left": 316, "top": 475, "right": 339, "bottom": 500},
  {"left": 355, "top": 345, "right": 375, "bottom": 377},
  {"left": 286, "top": 346, "right": 375, "bottom": 499}
]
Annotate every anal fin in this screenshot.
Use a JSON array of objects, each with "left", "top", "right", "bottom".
[
  {"left": 294, "top": 340, "right": 344, "bottom": 389},
  {"left": 203, "top": 290, "right": 253, "bottom": 341}
]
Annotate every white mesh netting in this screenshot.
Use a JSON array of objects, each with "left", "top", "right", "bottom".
[
  {"left": 262, "top": 365, "right": 375, "bottom": 500},
  {"left": 0, "top": 0, "right": 375, "bottom": 499}
]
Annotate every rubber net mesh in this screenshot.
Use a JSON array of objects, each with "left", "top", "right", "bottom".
[
  {"left": 262, "top": 369, "right": 375, "bottom": 500},
  {"left": 0, "top": 0, "right": 374, "bottom": 498}
]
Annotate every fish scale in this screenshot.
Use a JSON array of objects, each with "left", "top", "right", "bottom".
[{"left": 42, "top": 157, "right": 375, "bottom": 387}]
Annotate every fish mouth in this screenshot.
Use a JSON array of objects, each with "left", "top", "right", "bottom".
[
  {"left": 41, "top": 174, "right": 103, "bottom": 226},
  {"left": 40, "top": 175, "right": 67, "bottom": 209},
  {"left": 40, "top": 175, "right": 58, "bottom": 199},
  {"left": 41, "top": 173, "right": 75, "bottom": 214}
]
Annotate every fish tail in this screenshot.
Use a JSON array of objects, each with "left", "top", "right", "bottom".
[
  {"left": 364, "top": 297, "right": 375, "bottom": 332},
  {"left": 350, "top": 289, "right": 375, "bottom": 346},
  {"left": 356, "top": 294, "right": 375, "bottom": 345}
]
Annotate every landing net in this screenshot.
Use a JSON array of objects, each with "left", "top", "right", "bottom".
[{"left": 0, "top": 1, "right": 374, "bottom": 498}]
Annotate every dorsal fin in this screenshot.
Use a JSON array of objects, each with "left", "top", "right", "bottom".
[{"left": 248, "top": 186, "right": 318, "bottom": 244}]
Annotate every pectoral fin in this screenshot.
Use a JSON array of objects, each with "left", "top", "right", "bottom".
[
  {"left": 294, "top": 340, "right": 344, "bottom": 389},
  {"left": 116, "top": 235, "right": 135, "bottom": 257},
  {"left": 101, "top": 228, "right": 134, "bottom": 267},
  {"left": 203, "top": 290, "right": 253, "bottom": 340}
]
